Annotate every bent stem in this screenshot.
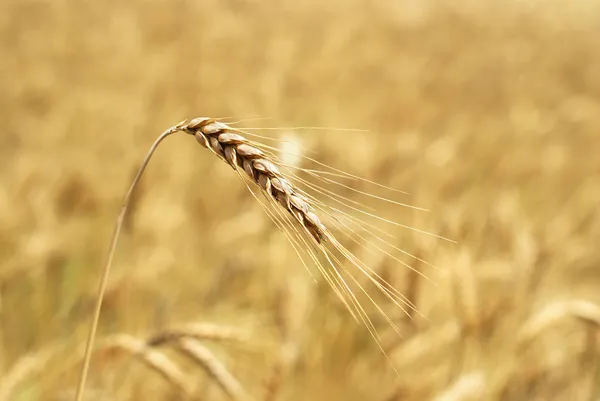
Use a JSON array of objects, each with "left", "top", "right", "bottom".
[{"left": 74, "top": 125, "right": 181, "bottom": 401}]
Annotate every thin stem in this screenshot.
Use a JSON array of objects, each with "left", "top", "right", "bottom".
[{"left": 74, "top": 126, "right": 180, "bottom": 401}]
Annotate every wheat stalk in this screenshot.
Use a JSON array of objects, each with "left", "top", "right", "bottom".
[
  {"left": 74, "top": 125, "right": 181, "bottom": 401},
  {"left": 75, "top": 117, "right": 444, "bottom": 400}
]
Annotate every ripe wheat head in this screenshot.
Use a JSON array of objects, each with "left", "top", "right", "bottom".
[{"left": 75, "top": 117, "right": 451, "bottom": 401}]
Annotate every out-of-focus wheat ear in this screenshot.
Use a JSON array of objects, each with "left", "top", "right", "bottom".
[
  {"left": 171, "top": 338, "right": 249, "bottom": 401},
  {"left": 517, "top": 299, "right": 600, "bottom": 400},
  {"left": 432, "top": 371, "right": 486, "bottom": 401},
  {"left": 449, "top": 250, "right": 479, "bottom": 333},
  {"left": 387, "top": 322, "right": 460, "bottom": 367},
  {"left": 518, "top": 299, "right": 600, "bottom": 345},
  {"left": 75, "top": 122, "right": 186, "bottom": 401},
  {"left": 147, "top": 323, "right": 248, "bottom": 346},
  {"left": 100, "top": 334, "right": 192, "bottom": 396},
  {"left": 0, "top": 342, "right": 64, "bottom": 401}
]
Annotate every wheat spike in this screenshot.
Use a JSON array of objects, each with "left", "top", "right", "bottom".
[
  {"left": 76, "top": 117, "right": 441, "bottom": 400},
  {"left": 147, "top": 323, "right": 248, "bottom": 346},
  {"left": 182, "top": 117, "right": 329, "bottom": 244},
  {"left": 518, "top": 299, "right": 600, "bottom": 345},
  {"left": 432, "top": 371, "right": 486, "bottom": 401},
  {"left": 180, "top": 117, "right": 440, "bottom": 369},
  {"left": 0, "top": 342, "right": 64, "bottom": 401},
  {"left": 100, "top": 334, "right": 192, "bottom": 396}
]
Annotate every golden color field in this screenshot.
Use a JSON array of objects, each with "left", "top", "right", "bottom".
[{"left": 1, "top": 1, "right": 600, "bottom": 400}]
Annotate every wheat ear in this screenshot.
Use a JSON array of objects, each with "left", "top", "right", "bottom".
[
  {"left": 0, "top": 342, "right": 64, "bottom": 401},
  {"left": 77, "top": 117, "right": 439, "bottom": 399},
  {"left": 100, "top": 334, "right": 192, "bottom": 396},
  {"left": 182, "top": 117, "right": 329, "bottom": 244},
  {"left": 171, "top": 338, "right": 249, "bottom": 401},
  {"left": 180, "top": 117, "right": 432, "bottom": 349},
  {"left": 147, "top": 323, "right": 248, "bottom": 346}
]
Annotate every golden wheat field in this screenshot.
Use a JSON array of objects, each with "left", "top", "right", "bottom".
[{"left": 1, "top": 0, "right": 600, "bottom": 400}]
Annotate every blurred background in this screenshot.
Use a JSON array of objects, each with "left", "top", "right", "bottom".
[{"left": 1, "top": 0, "right": 600, "bottom": 400}]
